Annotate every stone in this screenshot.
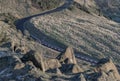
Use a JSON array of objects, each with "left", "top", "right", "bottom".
[
  {"left": 57, "top": 46, "right": 77, "bottom": 64},
  {"left": 21, "top": 50, "right": 45, "bottom": 72},
  {"left": 71, "top": 64, "right": 83, "bottom": 73},
  {"left": 14, "top": 63, "right": 25, "bottom": 70},
  {"left": 108, "top": 71, "right": 116, "bottom": 81},
  {"left": 45, "top": 59, "right": 61, "bottom": 70},
  {"left": 56, "top": 68, "right": 62, "bottom": 75},
  {"left": 97, "top": 71, "right": 108, "bottom": 81},
  {"left": 95, "top": 58, "right": 120, "bottom": 80},
  {"left": 97, "top": 71, "right": 120, "bottom": 81},
  {"left": 79, "top": 74, "right": 86, "bottom": 81}
]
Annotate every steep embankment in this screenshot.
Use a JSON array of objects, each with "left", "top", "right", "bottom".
[{"left": 26, "top": 0, "right": 120, "bottom": 64}]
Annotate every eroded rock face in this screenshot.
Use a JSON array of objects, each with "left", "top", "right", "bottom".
[
  {"left": 57, "top": 46, "right": 77, "bottom": 64},
  {"left": 95, "top": 58, "right": 120, "bottom": 80}
]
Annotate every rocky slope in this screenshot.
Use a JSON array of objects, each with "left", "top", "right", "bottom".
[
  {"left": 0, "top": 46, "right": 120, "bottom": 81},
  {"left": 0, "top": 13, "right": 60, "bottom": 58},
  {"left": 0, "top": 0, "right": 120, "bottom": 81},
  {"left": 27, "top": 0, "right": 120, "bottom": 64}
]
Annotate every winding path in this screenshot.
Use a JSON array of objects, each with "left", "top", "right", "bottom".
[{"left": 15, "top": 0, "right": 99, "bottom": 64}]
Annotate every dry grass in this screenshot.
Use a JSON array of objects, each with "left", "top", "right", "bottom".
[
  {"left": 0, "top": 0, "right": 64, "bottom": 18},
  {"left": 29, "top": 6, "right": 120, "bottom": 64},
  {"left": 0, "top": 20, "right": 59, "bottom": 58}
]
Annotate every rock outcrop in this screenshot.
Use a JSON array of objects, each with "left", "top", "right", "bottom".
[
  {"left": 21, "top": 50, "right": 45, "bottom": 72},
  {"left": 57, "top": 46, "right": 77, "bottom": 64},
  {"left": 57, "top": 47, "right": 83, "bottom": 74},
  {"left": 79, "top": 74, "right": 86, "bottom": 81},
  {"left": 95, "top": 58, "right": 120, "bottom": 81},
  {"left": 97, "top": 71, "right": 119, "bottom": 81},
  {"left": 71, "top": 64, "right": 83, "bottom": 73},
  {"left": 45, "top": 59, "right": 61, "bottom": 70}
]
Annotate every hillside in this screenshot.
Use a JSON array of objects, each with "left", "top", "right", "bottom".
[
  {"left": 0, "top": 0, "right": 120, "bottom": 81},
  {"left": 95, "top": 0, "right": 120, "bottom": 22},
  {"left": 27, "top": 0, "right": 120, "bottom": 64}
]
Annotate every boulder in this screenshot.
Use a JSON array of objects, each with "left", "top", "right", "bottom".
[
  {"left": 45, "top": 59, "right": 61, "bottom": 70},
  {"left": 95, "top": 58, "right": 120, "bottom": 80},
  {"left": 79, "top": 74, "right": 86, "bottom": 81},
  {"left": 14, "top": 63, "right": 25, "bottom": 70},
  {"left": 57, "top": 46, "right": 77, "bottom": 64},
  {"left": 21, "top": 50, "right": 45, "bottom": 72},
  {"left": 97, "top": 71, "right": 119, "bottom": 81},
  {"left": 71, "top": 64, "right": 83, "bottom": 73}
]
